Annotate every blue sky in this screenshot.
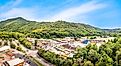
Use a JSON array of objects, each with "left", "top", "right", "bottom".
[{"left": 0, "top": 0, "right": 121, "bottom": 29}]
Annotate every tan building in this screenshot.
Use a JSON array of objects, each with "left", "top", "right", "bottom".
[{"left": 3, "top": 58, "right": 25, "bottom": 66}]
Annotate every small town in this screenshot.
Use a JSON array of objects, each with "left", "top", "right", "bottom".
[
  {"left": 0, "top": 0, "right": 121, "bottom": 66},
  {"left": 0, "top": 36, "right": 115, "bottom": 66}
]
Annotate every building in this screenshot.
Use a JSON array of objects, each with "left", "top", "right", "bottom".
[
  {"left": 3, "top": 58, "right": 25, "bottom": 66},
  {"left": 82, "top": 40, "right": 90, "bottom": 44},
  {"left": 35, "top": 39, "right": 50, "bottom": 47},
  {"left": 0, "top": 46, "right": 10, "bottom": 52}
]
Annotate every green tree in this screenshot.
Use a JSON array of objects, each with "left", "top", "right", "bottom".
[
  {"left": 84, "top": 61, "right": 94, "bottom": 66},
  {"left": 0, "top": 41, "right": 2, "bottom": 46},
  {"left": 87, "top": 49, "right": 99, "bottom": 65},
  {"left": 4, "top": 41, "right": 8, "bottom": 46},
  {"left": 17, "top": 46, "right": 22, "bottom": 51}
]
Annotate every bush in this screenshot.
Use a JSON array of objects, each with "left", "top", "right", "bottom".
[
  {"left": 10, "top": 43, "right": 16, "bottom": 49},
  {"left": 17, "top": 46, "right": 22, "bottom": 51}
]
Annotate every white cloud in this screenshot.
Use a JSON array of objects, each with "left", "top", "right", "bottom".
[
  {"left": 51, "top": 1, "right": 107, "bottom": 21},
  {"left": 0, "top": 0, "right": 40, "bottom": 21},
  {"left": 12, "top": 0, "right": 22, "bottom": 7},
  {"left": 0, "top": 0, "right": 107, "bottom": 22},
  {"left": 0, "top": 0, "right": 22, "bottom": 10},
  {"left": 0, "top": 7, "right": 39, "bottom": 21}
]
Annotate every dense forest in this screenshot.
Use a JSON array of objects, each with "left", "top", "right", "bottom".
[{"left": 0, "top": 17, "right": 106, "bottom": 38}]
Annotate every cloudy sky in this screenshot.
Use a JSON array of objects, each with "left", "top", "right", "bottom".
[{"left": 0, "top": 0, "right": 121, "bottom": 29}]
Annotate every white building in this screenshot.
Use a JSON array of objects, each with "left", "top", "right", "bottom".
[
  {"left": 0, "top": 46, "right": 10, "bottom": 52},
  {"left": 3, "top": 58, "right": 25, "bottom": 66}
]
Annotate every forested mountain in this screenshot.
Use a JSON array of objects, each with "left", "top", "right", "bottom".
[
  {"left": 0, "top": 17, "right": 104, "bottom": 38},
  {"left": 103, "top": 28, "right": 121, "bottom": 33}
]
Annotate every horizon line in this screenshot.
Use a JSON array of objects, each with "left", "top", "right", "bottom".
[{"left": 0, "top": 16, "right": 120, "bottom": 29}]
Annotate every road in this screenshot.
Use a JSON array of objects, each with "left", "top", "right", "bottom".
[
  {"left": 27, "top": 49, "right": 54, "bottom": 66},
  {"left": 20, "top": 44, "right": 54, "bottom": 66}
]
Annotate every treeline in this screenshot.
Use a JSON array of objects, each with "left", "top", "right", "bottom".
[
  {"left": 0, "top": 32, "right": 32, "bottom": 49},
  {"left": 10, "top": 42, "right": 24, "bottom": 52},
  {"left": 18, "top": 38, "right": 32, "bottom": 49},
  {"left": 27, "top": 31, "right": 103, "bottom": 39},
  {"left": 0, "top": 17, "right": 105, "bottom": 38},
  {"left": 38, "top": 48, "right": 74, "bottom": 66},
  {"left": 0, "top": 32, "right": 24, "bottom": 39},
  {"left": 27, "top": 32, "right": 83, "bottom": 39},
  {"left": 37, "top": 38, "right": 121, "bottom": 66},
  {"left": 0, "top": 17, "right": 121, "bottom": 39}
]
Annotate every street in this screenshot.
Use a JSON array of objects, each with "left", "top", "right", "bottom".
[{"left": 19, "top": 44, "right": 54, "bottom": 66}]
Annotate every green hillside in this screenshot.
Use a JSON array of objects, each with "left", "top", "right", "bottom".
[{"left": 0, "top": 17, "right": 103, "bottom": 38}]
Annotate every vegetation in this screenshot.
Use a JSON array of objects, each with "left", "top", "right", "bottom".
[
  {"left": 0, "top": 17, "right": 104, "bottom": 38},
  {"left": 0, "top": 32, "right": 32, "bottom": 49},
  {"left": 29, "top": 56, "right": 43, "bottom": 66},
  {"left": 16, "top": 46, "right": 22, "bottom": 51},
  {"left": 19, "top": 38, "right": 32, "bottom": 49},
  {"left": 1, "top": 17, "right": 121, "bottom": 66},
  {"left": 0, "top": 42, "right": 2, "bottom": 46},
  {"left": 10, "top": 43, "right": 16, "bottom": 49},
  {"left": 38, "top": 48, "right": 74, "bottom": 66},
  {"left": 0, "top": 17, "right": 120, "bottom": 38},
  {"left": 37, "top": 38, "right": 121, "bottom": 66},
  {"left": 0, "top": 32, "right": 25, "bottom": 39},
  {"left": 74, "top": 38, "right": 121, "bottom": 66}
]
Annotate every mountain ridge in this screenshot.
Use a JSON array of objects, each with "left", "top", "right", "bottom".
[{"left": 0, "top": 17, "right": 111, "bottom": 38}]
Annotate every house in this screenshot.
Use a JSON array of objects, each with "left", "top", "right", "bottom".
[
  {"left": 0, "top": 46, "right": 10, "bottom": 52},
  {"left": 35, "top": 39, "right": 51, "bottom": 47},
  {"left": 82, "top": 40, "right": 90, "bottom": 44},
  {"left": 3, "top": 58, "right": 25, "bottom": 66},
  {"left": 64, "top": 37, "right": 75, "bottom": 41}
]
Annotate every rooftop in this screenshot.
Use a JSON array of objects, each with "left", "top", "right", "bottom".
[
  {"left": 6, "top": 58, "right": 24, "bottom": 66},
  {"left": 0, "top": 46, "right": 10, "bottom": 52}
]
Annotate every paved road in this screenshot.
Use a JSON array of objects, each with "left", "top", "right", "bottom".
[
  {"left": 27, "top": 50, "right": 54, "bottom": 66},
  {"left": 19, "top": 45, "right": 54, "bottom": 66}
]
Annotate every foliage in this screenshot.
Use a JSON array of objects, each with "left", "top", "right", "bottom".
[
  {"left": 0, "top": 32, "right": 31, "bottom": 49},
  {"left": 10, "top": 43, "right": 16, "bottom": 49},
  {"left": 74, "top": 38, "right": 121, "bottom": 66},
  {"left": 1, "top": 17, "right": 121, "bottom": 66},
  {"left": 37, "top": 37, "right": 121, "bottom": 66},
  {"left": 19, "top": 38, "right": 32, "bottom": 49},
  {"left": 0, "top": 17, "right": 103, "bottom": 38},
  {"left": 0, "top": 32, "right": 25, "bottom": 39},
  {"left": 84, "top": 61, "right": 94, "bottom": 66},
  {"left": 16, "top": 46, "right": 22, "bottom": 51},
  {"left": 37, "top": 48, "right": 73, "bottom": 66},
  {"left": 0, "top": 42, "right": 2, "bottom": 46},
  {"left": 29, "top": 56, "right": 43, "bottom": 66}
]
